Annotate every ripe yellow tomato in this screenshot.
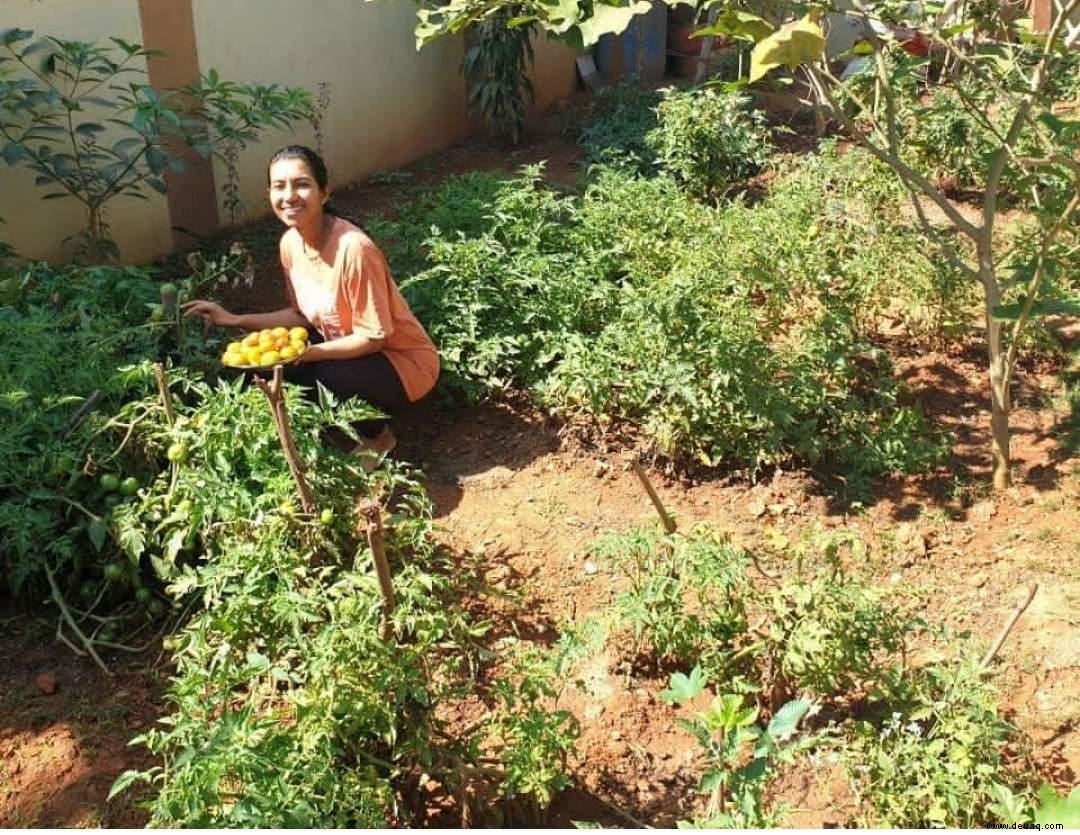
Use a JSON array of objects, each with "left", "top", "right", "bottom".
[
  {"left": 271, "top": 326, "right": 289, "bottom": 339},
  {"left": 280, "top": 344, "right": 298, "bottom": 360},
  {"left": 244, "top": 348, "right": 262, "bottom": 365},
  {"left": 227, "top": 341, "right": 243, "bottom": 354},
  {"left": 260, "top": 350, "right": 282, "bottom": 365},
  {"left": 242, "top": 332, "right": 260, "bottom": 348},
  {"left": 222, "top": 351, "right": 244, "bottom": 367},
  {"left": 290, "top": 339, "right": 306, "bottom": 354},
  {"left": 289, "top": 327, "right": 309, "bottom": 343}
]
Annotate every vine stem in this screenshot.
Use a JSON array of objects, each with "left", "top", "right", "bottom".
[
  {"left": 61, "top": 389, "right": 101, "bottom": 439},
  {"left": 44, "top": 564, "right": 110, "bottom": 675}
]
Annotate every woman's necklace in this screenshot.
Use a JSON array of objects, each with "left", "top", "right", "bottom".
[{"left": 301, "top": 215, "right": 331, "bottom": 262}]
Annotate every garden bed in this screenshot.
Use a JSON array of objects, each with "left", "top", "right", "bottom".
[{"left": 2, "top": 97, "right": 1078, "bottom": 827}]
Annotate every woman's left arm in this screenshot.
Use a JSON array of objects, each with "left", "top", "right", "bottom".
[{"left": 297, "top": 331, "right": 385, "bottom": 363}]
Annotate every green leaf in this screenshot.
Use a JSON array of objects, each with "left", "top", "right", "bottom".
[
  {"left": 544, "top": 0, "right": 584, "bottom": 34},
  {"left": 660, "top": 665, "right": 707, "bottom": 704},
  {"left": 766, "top": 698, "right": 812, "bottom": 741},
  {"left": 74, "top": 122, "right": 105, "bottom": 136},
  {"left": 1033, "top": 784, "right": 1080, "bottom": 828},
  {"left": 992, "top": 297, "right": 1080, "bottom": 321},
  {"left": 698, "top": 767, "right": 723, "bottom": 794},
  {"left": 941, "top": 21, "right": 976, "bottom": 38},
  {"left": 1, "top": 142, "right": 26, "bottom": 165},
  {"left": 695, "top": 10, "right": 773, "bottom": 42},
  {"left": 2, "top": 29, "right": 34, "bottom": 47},
  {"left": 988, "top": 782, "right": 1030, "bottom": 825},
  {"left": 107, "top": 768, "right": 152, "bottom": 800},
  {"left": 749, "top": 10, "right": 826, "bottom": 84},
  {"left": 576, "top": 1, "right": 652, "bottom": 48},
  {"left": 88, "top": 519, "right": 107, "bottom": 552}
]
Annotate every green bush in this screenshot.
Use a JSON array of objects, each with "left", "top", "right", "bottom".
[
  {"left": 588, "top": 526, "right": 750, "bottom": 677},
  {"left": 103, "top": 376, "right": 579, "bottom": 825},
  {"left": 644, "top": 87, "right": 773, "bottom": 199},
  {"left": 0, "top": 264, "right": 166, "bottom": 600},
  {"left": 373, "top": 150, "right": 949, "bottom": 481},
  {"left": 575, "top": 84, "right": 661, "bottom": 173},
  {"left": 588, "top": 524, "right": 917, "bottom": 704},
  {"left": 905, "top": 90, "right": 996, "bottom": 190},
  {"left": 845, "top": 660, "right": 1036, "bottom": 827}
]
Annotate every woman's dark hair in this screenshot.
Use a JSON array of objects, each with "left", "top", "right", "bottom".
[
  {"left": 268, "top": 144, "right": 328, "bottom": 189},
  {"left": 267, "top": 144, "right": 356, "bottom": 223}
]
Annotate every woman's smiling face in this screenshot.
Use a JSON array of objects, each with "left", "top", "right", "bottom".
[{"left": 268, "top": 157, "right": 328, "bottom": 233}]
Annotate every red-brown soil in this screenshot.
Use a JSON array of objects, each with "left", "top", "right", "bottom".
[{"left": 2, "top": 109, "right": 1077, "bottom": 828}]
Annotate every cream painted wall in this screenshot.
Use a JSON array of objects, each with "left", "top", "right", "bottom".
[
  {"left": 0, "top": 0, "right": 174, "bottom": 264},
  {"left": 190, "top": 0, "right": 469, "bottom": 226}
]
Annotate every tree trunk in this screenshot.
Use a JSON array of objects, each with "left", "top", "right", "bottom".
[
  {"left": 981, "top": 254, "right": 1012, "bottom": 490},
  {"left": 86, "top": 206, "right": 106, "bottom": 263}
]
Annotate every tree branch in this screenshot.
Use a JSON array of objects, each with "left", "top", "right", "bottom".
[{"left": 808, "top": 63, "right": 982, "bottom": 239}]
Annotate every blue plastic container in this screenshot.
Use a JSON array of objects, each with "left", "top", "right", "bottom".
[{"left": 595, "top": 1, "right": 668, "bottom": 84}]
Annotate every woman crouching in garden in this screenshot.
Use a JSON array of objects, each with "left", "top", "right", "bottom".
[{"left": 183, "top": 145, "right": 439, "bottom": 462}]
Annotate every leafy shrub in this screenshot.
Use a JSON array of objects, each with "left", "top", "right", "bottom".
[
  {"left": 0, "top": 264, "right": 165, "bottom": 600},
  {"left": 0, "top": 30, "right": 311, "bottom": 257},
  {"left": 661, "top": 670, "right": 814, "bottom": 828},
  {"left": 94, "top": 368, "right": 577, "bottom": 825},
  {"left": 575, "top": 84, "right": 661, "bottom": 173},
  {"left": 905, "top": 90, "right": 995, "bottom": 190},
  {"left": 462, "top": 9, "right": 535, "bottom": 144},
  {"left": 845, "top": 660, "right": 1035, "bottom": 827},
  {"left": 589, "top": 525, "right": 916, "bottom": 705},
  {"left": 589, "top": 526, "right": 749, "bottom": 678},
  {"left": 374, "top": 150, "right": 949, "bottom": 481},
  {"left": 758, "top": 557, "right": 915, "bottom": 700},
  {"left": 644, "top": 87, "right": 773, "bottom": 199}
]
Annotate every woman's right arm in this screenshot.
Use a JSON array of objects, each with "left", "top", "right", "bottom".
[{"left": 182, "top": 300, "right": 310, "bottom": 331}]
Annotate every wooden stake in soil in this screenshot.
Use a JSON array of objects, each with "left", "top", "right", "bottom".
[
  {"left": 980, "top": 582, "right": 1038, "bottom": 669},
  {"left": 360, "top": 500, "right": 396, "bottom": 641},
  {"left": 153, "top": 363, "right": 176, "bottom": 427},
  {"left": 252, "top": 364, "right": 315, "bottom": 514},
  {"left": 631, "top": 461, "right": 677, "bottom": 535}
]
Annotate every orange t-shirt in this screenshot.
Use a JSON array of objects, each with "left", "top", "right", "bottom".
[{"left": 279, "top": 217, "right": 439, "bottom": 402}]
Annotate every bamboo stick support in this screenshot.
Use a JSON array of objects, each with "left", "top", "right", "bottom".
[
  {"left": 360, "top": 500, "right": 396, "bottom": 641},
  {"left": 980, "top": 582, "right": 1038, "bottom": 669},
  {"left": 253, "top": 364, "right": 315, "bottom": 514},
  {"left": 631, "top": 461, "right": 677, "bottom": 534},
  {"left": 153, "top": 363, "right": 176, "bottom": 427}
]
